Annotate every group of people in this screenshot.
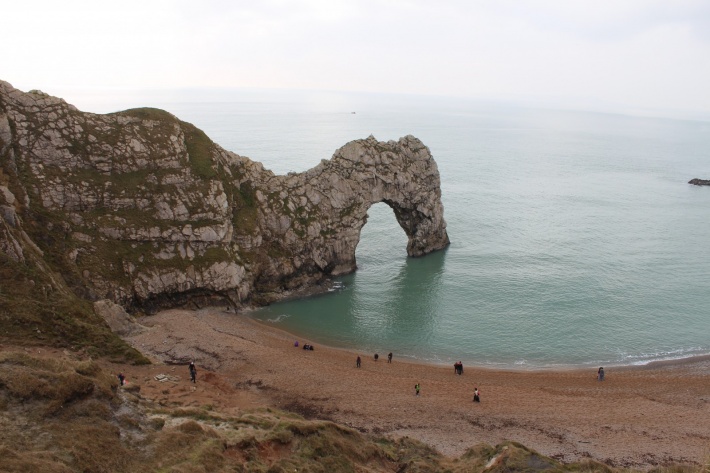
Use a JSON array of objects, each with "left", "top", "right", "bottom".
[
  {"left": 294, "top": 340, "right": 315, "bottom": 350},
  {"left": 116, "top": 349, "right": 579, "bottom": 411},
  {"left": 412, "top": 382, "right": 480, "bottom": 402},
  {"left": 117, "top": 357, "right": 604, "bottom": 407},
  {"left": 116, "top": 360, "right": 198, "bottom": 386},
  {"left": 371, "top": 352, "right": 393, "bottom": 363},
  {"left": 116, "top": 345, "right": 606, "bottom": 409},
  {"left": 351, "top": 353, "right": 481, "bottom": 402},
  {"left": 454, "top": 361, "right": 464, "bottom": 375},
  {"left": 357, "top": 352, "right": 392, "bottom": 367}
]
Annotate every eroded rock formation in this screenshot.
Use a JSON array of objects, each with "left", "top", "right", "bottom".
[
  {"left": 688, "top": 178, "right": 710, "bottom": 186},
  {"left": 0, "top": 81, "right": 449, "bottom": 312}
]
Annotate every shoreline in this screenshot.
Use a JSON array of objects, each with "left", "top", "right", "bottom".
[
  {"left": 120, "top": 307, "right": 710, "bottom": 469},
  {"left": 244, "top": 310, "right": 710, "bottom": 373}
]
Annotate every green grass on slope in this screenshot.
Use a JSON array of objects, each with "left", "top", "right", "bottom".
[{"left": 0, "top": 253, "right": 147, "bottom": 364}]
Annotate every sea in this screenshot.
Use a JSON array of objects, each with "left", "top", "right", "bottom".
[{"left": 74, "top": 88, "right": 710, "bottom": 369}]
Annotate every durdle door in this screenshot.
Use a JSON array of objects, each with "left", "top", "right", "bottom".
[{"left": 0, "top": 80, "right": 449, "bottom": 313}]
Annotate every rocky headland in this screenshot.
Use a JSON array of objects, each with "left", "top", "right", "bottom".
[
  {"left": 688, "top": 178, "right": 710, "bottom": 186},
  {"left": 0, "top": 81, "right": 449, "bottom": 314}
]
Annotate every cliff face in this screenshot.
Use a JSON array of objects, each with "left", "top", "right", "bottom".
[{"left": 0, "top": 81, "right": 449, "bottom": 312}]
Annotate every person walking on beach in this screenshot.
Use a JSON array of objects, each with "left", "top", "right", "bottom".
[
  {"left": 597, "top": 367, "right": 605, "bottom": 381},
  {"left": 388, "top": 352, "right": 393, "bottom": 363},
  {"left": 374, "top": 353, "right": 379, "bottom": 361},
  {"left": 117, "top": 372, "right": 125, "bottom": 386},
  {"left": 356, "top": 356, "right": 361, "bottom": 368},
  {"left": 415, "top": 383, "right": 421, "bottom": 396},
  {"left": 473, "top": 387, "right": 480, "bottom": 402},
  {"left": 189, "top": 361, "right": 197, "bottom": 383}
]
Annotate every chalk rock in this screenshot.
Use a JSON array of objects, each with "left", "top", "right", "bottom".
[{"left": 0, "top": 80, "right": 449, "bottom": 312}]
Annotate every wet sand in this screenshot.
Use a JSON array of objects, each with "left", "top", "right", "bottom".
[{"left": 121, "top": 308, "right": 710, "bottom": 469}]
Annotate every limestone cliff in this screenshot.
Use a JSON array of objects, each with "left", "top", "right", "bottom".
[{"left": 0, "top": 81, "right": 449, "bottom": 312}]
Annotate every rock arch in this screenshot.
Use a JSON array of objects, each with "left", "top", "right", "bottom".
[{"left": 256, "top": 135, "right": 450, "bottom": 281}]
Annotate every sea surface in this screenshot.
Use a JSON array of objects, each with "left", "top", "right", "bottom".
[{"left": 79, "top": 89, "right": 710, "bottom": 369}]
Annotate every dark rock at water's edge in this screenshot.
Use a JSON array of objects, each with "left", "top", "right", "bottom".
[
  {"left": 0, "top": 80, "right": 449, "bottom": 313},
  {"left": 688, "top": 178, "right": 710, "bottom": 186}
]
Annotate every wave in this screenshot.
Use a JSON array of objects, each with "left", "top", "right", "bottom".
[
  {"left": 328, "top": 281, "right": 346, "bottom": 292},
  {"left": 617, "top": 346, "right": 710, "bottom": 366},
  {"left": 265, "top": 314, "right": 292, "bottom": 323}
]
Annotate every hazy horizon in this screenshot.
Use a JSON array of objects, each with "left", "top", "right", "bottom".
[
  {"left": 7, "top": 82, "right": 710, "bottom": 125},
  {"left": 4, "top": 1, "right": 710, "bottom": 120}
]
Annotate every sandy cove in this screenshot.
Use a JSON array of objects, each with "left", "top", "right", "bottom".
[{"left": 116, "top": 308, "right": 710, "bottom": 470}]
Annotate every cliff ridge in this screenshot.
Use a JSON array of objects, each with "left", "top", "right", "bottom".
[{"left": 0, "top": 81, "right": 449, "bottom": 313}]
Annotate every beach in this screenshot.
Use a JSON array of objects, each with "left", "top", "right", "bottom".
[{"left": 117, "top": 308, "right": 710, "bottom": 469}]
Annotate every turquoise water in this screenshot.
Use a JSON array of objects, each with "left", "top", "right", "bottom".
[{"left": 86, "top": 90, "right": 710, "bottom": 369}]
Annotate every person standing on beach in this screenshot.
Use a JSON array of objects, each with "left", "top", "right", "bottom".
[
  {"left": 374, "top": 353, "right": 379, "bottom": 361},
  {"left": 356, "top": 356, "right": 361, "bottom": 368},
  {"left": 189, "top": 361, "right": 197, "bottom": 383},
  {"left": 388, "top": 352, "right": 393, "bottom": 363},
  {"left": 473, "top": 387, "right": 480, "bottom": 402},
  {"left": 598, "top": 367, "right": 605, "bottom": 381},
  {"left": 454, "top": 361, "right": 463, "bottom": 375},
  {"left": 415, "top": 383, "right": 420, "bottom": 396}
]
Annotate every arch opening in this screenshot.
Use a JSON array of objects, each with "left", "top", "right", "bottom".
[{"left": 355, "top": 202, "right": 408, "bottom": 272}]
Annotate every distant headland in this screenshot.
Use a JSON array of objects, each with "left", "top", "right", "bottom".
[{"left": 688, "top": 178, "right": 710, "bottom": 186}]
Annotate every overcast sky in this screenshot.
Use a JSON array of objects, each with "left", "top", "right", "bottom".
[{"left": 4, "top": 0, "right": 710, "bottom": 118}]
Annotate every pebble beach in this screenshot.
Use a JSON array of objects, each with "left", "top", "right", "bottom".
[{"left": 118, "top": 308, "right": 710, "bottom": 469}]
